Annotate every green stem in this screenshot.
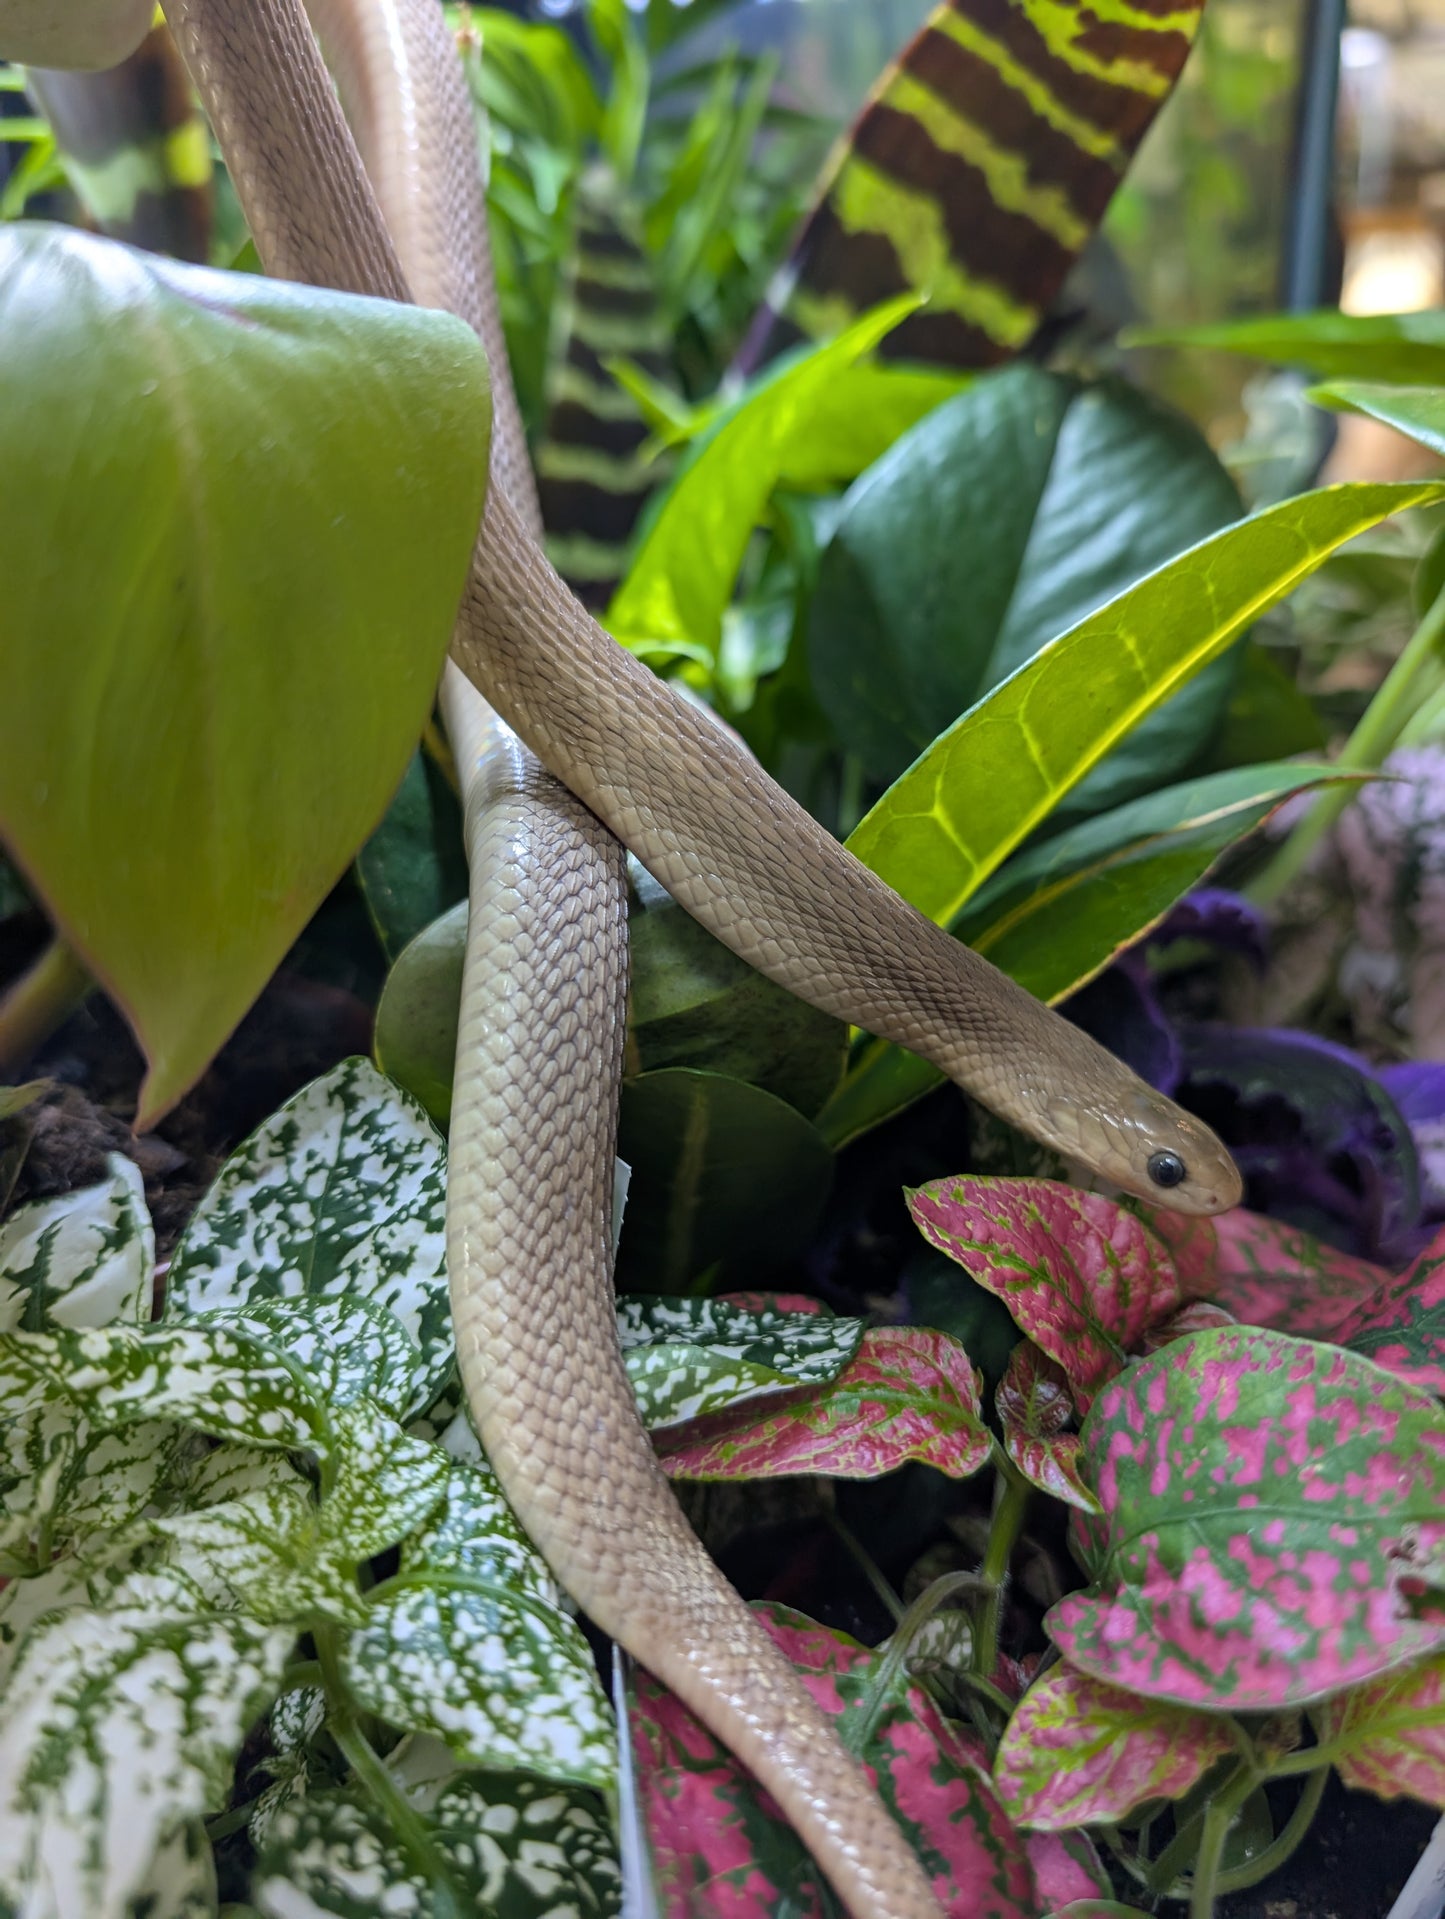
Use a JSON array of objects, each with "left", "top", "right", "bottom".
[
  {"left": 1188, "top": 1765, "right": 1260, "bottom": 1919},
  {"left": 1253, "top": 578, "right": 1445, "bottom": 905},
  {"left": 974, "top": 1461, "right": 1030, "bottom": 1680},
  {"left": 1214, "top": 1763, "right": 1329, "bottom": 1895},
  {"left": 845, "top": 1570, "right": 983, "bottom": 1759},
  {"left": 0, "top": 939, "right": 91, "bottom": 1073}
]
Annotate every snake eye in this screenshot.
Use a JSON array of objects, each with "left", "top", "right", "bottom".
[{"left": 1147, "top": 1150, "right": 1187, "bottom": 1190}]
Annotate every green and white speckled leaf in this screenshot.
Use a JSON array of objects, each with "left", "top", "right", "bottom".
[
  {"left": 344, "top": 1458, "right": 617, "bottom": 1789},
  {"left": 0, "top": 1555, "right": 96, "bottom": 1690},
  {"left": 0, "top": 1396, "right": 76, "bottom": 1570},
  {"left": 128, "top": 1820, "right": 218, "bottom": 1919},
  {"left": 0, "top": 1605, "right": 291, "bottom": 1919},
  {"left": 166, "top": 1059, "right": 452, "bottom": 1411},
  {"left": 0, "top": 1154, "right": 153, "bottom": 1332},
  {"left": 618, "top": 1294, "right": 864, "bottom": 1427},
  {"left": 251, "top": 1775, "right": 621, "bottom": 1919},
  {"left": 1, "top": 1415, "right": 184, "bottom": 1579},
  {"left": 202, "top": 1295, "right": 431, "bottom": 1424},
  {"left": 249, "top": 1687, "right": 331, "bottom": 1846}
]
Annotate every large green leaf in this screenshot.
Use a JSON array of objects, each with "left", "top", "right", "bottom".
[
  {"left": 847, "top": 480, "right": 1445, "bottom": 928},
  {"left": 0, "top": 225, "right": 490, "bottom": 1124},
  {"left": 808, "top": 367, "right": 1243, "bottom": 808},
  {"left": 1311, "top": 381, "right": 1445, "bottom": 459},
  {"left": 1134, "top": 308, "right": 1445, "bottom": 384}
]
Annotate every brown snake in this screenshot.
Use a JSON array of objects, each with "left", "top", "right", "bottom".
[{"left": 15, "top": 5, "right": 1243, "bottom": 1913}]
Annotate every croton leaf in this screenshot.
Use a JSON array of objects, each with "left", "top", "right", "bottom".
[
  {"left": 653, "top": 1326, "right": 993, "bottom": 1482},
  {"left": 1141, "top": 1204, "right": 1386, "bottom": 1340},
  {"left": 1332, "top": 1225, "right": 1445, "bottom": 1396},
  {"left": 251, "top": 1773, "right": 622, "bottom": 1919},
  {"left": 1317, "top": 1651, "right": 1445, "bottom": 1804},
  {"left": 993, "top": 1664, "right": 1236, "bottom": 1830},
  {"left": 996, "top": 1343, "right": 1098, "bottom": 1514},
  {"left": 630, "top": 1601, "right": 1036, "bottom": 1917},
  {"left": 0, "top": 1153, "right": 153, "bottom": 1333},
  {"left": 165, "top": 1057, "right": 452, "bottom": 1414},
  {"left": 0, "top": 225, "right": 490, "bottom": 1124},
  {"left": 342, "top": 1457, "right": 617, "bottom": 1790},
  {"left": 0, "top": 1605, "right": 292, "bottom": 1919},
  {"left": 907, "top": 1178, "right": 1180, "bottom": 1404},
  {"left": 620, "top": 1293, "right": 863, "bottom": 1428},
  {"left": 1048, "top": 1329, "right": 1445, "bottom": 1707}
]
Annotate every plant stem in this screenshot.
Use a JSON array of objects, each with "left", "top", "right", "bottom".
[
  {"left": 1215, "top": 1763, "right": 1329, "bottom": 1895},
  {"left": 0, "top": 939, "right": 91, "bottom": 1073},
  {"left": 1188, "top": 1765, "right": 1262, "bottom": 1919},
  {"left": 1253, "top": 578, "right": 1445, "bottom": 905},
  {"left": 845, "top": 1570, "right": 983, "bottom": 1758},
  {"left": 974, "top": 1462, "right": 1030, "bottom": 1680}
]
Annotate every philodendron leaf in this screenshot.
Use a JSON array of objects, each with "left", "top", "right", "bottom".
[
  {"left": 1133, "top": 308, "right": 1445, "bottom": 384},
  {"left": 907, "top": 1179, "right": 1180, "bottom": 1406},
  {"left": 810, "top": 368, "right": 1243, "bottom": 803},
  {"left": 1332, "top": 1224, "right": 1445, "bottom": 1396},
  {"left": 166, "top": 1058, "right": 452, "bottom": 1414},
  {"left": 0, "top": 1152, "right": 153, "bottom": 1332},
  {"left": 630, "top": 1601, "right": 1036, "bottom": 1918},
  {"left": 619, "top": 1293, "right": 863, "bottom": 1428},
  {"left": 653, "top": 1327, "right": 993, "bottom": 1482},
  {"left": 1317, "top": 1652, "right": 1445, "bottom": 1804},
  {"left": 848, "top": 480, "right": 1445, "bottom": 929},
  {"left": 252, "top": 1775, "right": 622, "bottom": 1919},
  {"left": 996, "top": 1343, "right": 1098, "bottom": 1515},
  {"left": 0, "top": 1605, "right": 292, "bottom": 1919},
  {"left": 343, "top": 1457, "right": 617, "bottom": 1789},
  {"left": 0, "top": 225, "right": 490, "bottom": 1124},
  {"left": 1310, "top": 381, "right": 1445, "bottom": 460},
  {"left": 1049, "top": 1329, "right": 1445, "bottom": 1708},
  {"left": 1141, "top": 1205, "right": 1386, "bottom": 1341},
  {"left": 993, "top": 1665, "right": 1236, "bottom": 1831}
]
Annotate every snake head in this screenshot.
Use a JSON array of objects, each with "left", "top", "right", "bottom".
[{"left": 1044, "top": 1084, "right": 1243, "bottom": 1216}]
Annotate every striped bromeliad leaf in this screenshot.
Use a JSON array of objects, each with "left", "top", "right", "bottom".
[
  {"left": 993, "top": 1663, "right": 1236, "bottom": 1830},
  {"left": 735, "top": 0, "right": 1206, "bottom": 376},
  {"left": 995, "top": 1340, "right": 1098, "bottom": 1513},
  {"left": 620, "top": 1291, "right": 864, "bottom": 1428},
  {"left": 1316, "top": 1652, "right": 1445, "bottom": 1805},
  {"left": 1048, "top": 1328, "right": 1445, "bottom": 1708}
]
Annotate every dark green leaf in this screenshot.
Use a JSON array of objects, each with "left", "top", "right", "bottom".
[
  {"left": 355, "top": 748, "right": 468, "bottom": 964},
  {"left": 1311, "top": 380, "right": 1445, "bottom": 459}
]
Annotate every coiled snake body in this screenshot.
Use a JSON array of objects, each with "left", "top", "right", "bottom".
[{"left": 14, "top": 5, "right": 1243, "bottom": 1915}]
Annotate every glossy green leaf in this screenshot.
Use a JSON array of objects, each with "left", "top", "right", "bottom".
[
  {"left": 606, "top": 294, "right": 919, "bottom": 657},
  {"left": 848, "top": 480, "right": 1445, "bottom": 928},
  {"left": 373, "top": 900, "right": 468, "bottom": 1130},
  {"left": 810, "top": 368, "right": 1242, "bottom": 802},
  {"left": 1200, "top": 641, "right": 1328, "bottom": 771},
  {"left": 0, "top": 1153, "right": 153, "bottom": 1333},
  {"left": 773, "top": 363, "right": 970, "bottom": 492},
  {"left": 616, "top": 1068, "right": 834, "bottom": 1291},
  {"left": 1135, "top": 308, "right": 1445, "bottom": 383},
  {"left": 355, "top": 747, "right": 468, "bottom": 964},
  {"left": 0, "top": 224, "right": 489, "bottom": 1124},
  {"left": 620, "top": 1293, "right": 863, "bottom": 1427},
  {"left": 1311, "top": 381, "right": 1445, "bottom": 459}
]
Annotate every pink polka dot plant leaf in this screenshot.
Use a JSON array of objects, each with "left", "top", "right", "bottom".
[
  {"left": 627, "top": 1601, "right": 1038, "bottom": 1919},
  {"left": 1045, "top": 1905, "right": 1152, "bottom": 1917},
  {"left": 1331, "top": 1224, "right": 1445, "bottom": 1396},
  {"left": 1047, "top": 1327, "right": 1445, "bottom": 1708},
  {"left": 652, "top": 1326, "right": 994, "bottom": 1482},
  {"left": 1142, "top": 1205, "right": 1388, "bottom": 1341},
  {"left": 992, "top": 1663, "right": 1236, "bottom": 1830},
  {"left": 1025, "top": 1829, "right": 1112, "bottom": 1909},
  {"left": 995, "top": 1342, "right": 1100, "bottom": 1514},
  {"left": 1316, "top": 1651, "right": 1445, "bottom": 1804},
  {"left": 906, "top": 1178, "right": 1180, "bottom": 1406}
]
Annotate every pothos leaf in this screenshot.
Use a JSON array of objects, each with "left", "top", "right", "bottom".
[
  {"left": 165, "top": 1058, "right": 452, "bottom": 1414},
  {"left": 0, "top": 1153, "right": 153, "bottom": 1333},
  {"left": 619, "top": 1293, "right": 864, "bottom": 1428},
  {"left": 996, "top": 1344, "right": 1098, "bottom": 1515},
  {"left": 993, "top": 1664, "right": 1237, "bottom": 1831},
  {"left": 1048, "top": 1329, "right": 1445, "bottom": 1708},
  {"left": 1317, "top": 1651, "right": 1445, "bottom": 1804},
  {"left": 250, "top": 1775, "right": 622, "bottom": 1919},
  {"left": 653, "top": 1327, "right": 993, "bottom": 1482},
  {"left": 0, "top": 1606, "right": 292, "bottom": 1919}
]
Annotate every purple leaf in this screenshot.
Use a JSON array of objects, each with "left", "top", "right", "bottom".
[
  {"left": 1381, "top": 1063, "right": 1445, "bottom": 1219},
  {"left": 629, "top": 1601, "right": 1038, "bottom": 1918},
  {"left": 996, "top": 1342, "right": 1099, "bottom": 1513},
  {"left": 907, "top": 1178, "right": 1180, "bottom": 1405},
  {"left": 1143, "top": 1204, "right": 1387, "bottom": 1340},
  {"left": 1317, "top": 1651, "right": 1445, "bottom": 1805},
  {"left": 1146, "top": 888, "right": 1270, "bottom": 968},
  {"left": 994, "top": 1664, "right": 1237, "bottom": 1830},
  {"left": 654, "top": 1327, "right": 994, "bottom": 1481},
  {"left": 1048, "top": 1328, "right": 1445, "bottom": 1708},
  {"left": 1334, "top": 1224, "right": 1445, "bottom": 1395}
]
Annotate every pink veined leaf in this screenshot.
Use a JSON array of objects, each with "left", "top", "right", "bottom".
[
  {"left": 996, "top": 1342, "right": 1099, "bottom": 1514},
  {"left": 1316, "top": 1651, "right": 1445, "bottom": 1805},
  {"left": 715, "top": 1291, "right": 826, "bottom": 1316},
  {"left": 1048, "top": 1328, "right": 1445, "bottom": 1709},
  {"left": 1026, "top": 1829, "right": 1112, "bottom": 1909},
  {"left": 653, "top": 1326, "right": 994, "bottom": 1481},
  {"left": 1332, "top": 1225, "right": 1445, "bottom": 1396},
  {"left": 993, "top": 1664, "right": 1236, "bottom": 1830},
  {"left": 1142, "top": 1204, "right": 1387, "bottom": 1339},
  {"left": 628, "top": 1601, "right": 1038, "bottom": 1919},
  {"left": 907, "top": 1177, "right": 1180, "bottom": 1405}
]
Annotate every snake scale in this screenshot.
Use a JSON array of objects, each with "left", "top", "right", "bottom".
[{"left": 12, "top": 4, "right": 1243, "bottom": 1913}]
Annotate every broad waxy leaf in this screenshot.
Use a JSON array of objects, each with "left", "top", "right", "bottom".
[
  {"left": 166, "top": 1057, "right": 453, "bottom": 1413},
  {"left": 355, "top": 746, "right": 468, "bottom": 964},
  {"left": 373, "top": 900, "right": 469, "bottom": 1130},
  {"left": 772, "top": 363, "right": 970, "bottom": 491},
  {"left": 1142, "top": 1205, "right": 1387, "bottom": 1341},
  {"left": 810, "top": 368, "right": 1243, "bottom": 800},
  {"left": 0, "top": 1605, "right": 292, "bottom": 1919},
  {"left": 1135, "top": 308, "right": 1445, "bottom": 384},
  {"left": 1049, "top": 1329, "right": 1445, "bottom": 1707},
  {"left": 0, "top": 225, "right": 491, "bottom": 1123},
  {"left": 620, "top": 1293, "right": 863, "bottom": 1429},
  {"left": 1317, "top": 1652, "right": 1445, "bottom": 1804},
  {"left": 630, "top": 1602, "right": 1036, "bottom": 1917},
  {"left": 1332, "top": 1224, "right": 1445, "bottom": 1396},
  {"left": 653, "top": 1326, "right": 993, "bottom": 1482},
  {"left": 993, "top": 1664, "right": 1235, "bottom": 1830},
  {"left": 996, "top": 1343, "right": 1098, "bottom": 1514},
  {"left": 907, "top": 1179, "right": 1180, "bottom": 1404},
  {"left": 1313, "top": 380, "right": 1445, "bottom": 459},
  {"left": 0, "top": 1153, "right": 152, "bottom": 1333},
  {"left": 848, "top": 481, "right": 1445, "bottom": 928}
]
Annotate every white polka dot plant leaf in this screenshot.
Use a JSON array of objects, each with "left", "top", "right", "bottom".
[
  {"left": 0, "top": 1153, "right": 153, "bottom": 1333},
  {"left": 617, "top": 1293, "right": 865, "bottom": 1428}
]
